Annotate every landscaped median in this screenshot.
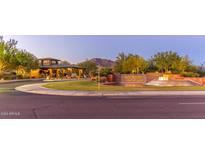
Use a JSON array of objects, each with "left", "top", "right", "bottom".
[
  {"left": 15, "top": 80, "right": 205, "bottom": 96},
  {"left": 43, "top": 80, "right": 205, "bottom": 91}
]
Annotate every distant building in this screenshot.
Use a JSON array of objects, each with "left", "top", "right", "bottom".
[{"left": 30, "top": 57, "right": 85, "bottom": 79}]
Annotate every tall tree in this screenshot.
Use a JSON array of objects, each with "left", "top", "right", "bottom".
[
  {"left": 151, "top": 51, "right": 181, "bottom": 73},
  {"left": 0, "top": 36, "right": 39, "bottom": 79},
  {"left": 114, "top": 53, "right": 148, "bottom": 74},
  {"left": 0, "top": 37, "right": 11, "bottom": 76},
  {"left": 176, "top": 55, "right": 192, "bottom": 73},
  {"left": 146, "top": 59, "right": 158, "bottom": 72},
  {"left": 15, "top": 50, "right": 39, "bottom": 76},
  {"left": 60, "top": 60, "right": 71, "bottom": 65},
  {"left": 114, "top": 52, "right": 127, "bottom": 73},
  {"left": 78, "top": 60, "right": 97, "bottom": 77},
  {"left": 122, "top": 54, "right": 148, "bottom": 74}
]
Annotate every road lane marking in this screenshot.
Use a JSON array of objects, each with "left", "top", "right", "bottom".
[
  {"left": 106, "top": 96, "right": 139, "bottom": 99},
  {"left": 179, "top": 102, "right": 205, "bottom": 105},
  {"left": 105, "top": 96, "right": 153, "bottom": 99}
]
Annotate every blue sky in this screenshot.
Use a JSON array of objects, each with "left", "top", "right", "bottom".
[{"left": 3, "top": 35, "right": 205, "bottom": 65}]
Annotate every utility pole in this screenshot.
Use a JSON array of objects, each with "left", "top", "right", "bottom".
[{"left": 98, "top": 67, "right": 100, "bottom": 91}]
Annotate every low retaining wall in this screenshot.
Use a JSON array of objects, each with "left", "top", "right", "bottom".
[
  {"left": 115, "top": 74, "right": 147, "bottom": 87},
  {"left": 166, "top": 74, "right": 205, "bottom": 86},
  {"left": 146, "top": 73, "right": 161, "bottom": 82},
  {"left": 183, "top": 77, "right": 205, "bottom": 86},
  {"left": 114, "top": 73, "right": 205, "bottom": 86}
]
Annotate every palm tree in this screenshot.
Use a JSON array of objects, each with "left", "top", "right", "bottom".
[{"left": 114, "top": 52, "right": 127, "bottom": 73}]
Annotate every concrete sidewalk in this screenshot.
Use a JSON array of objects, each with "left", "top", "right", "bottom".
[{"left": 15, "top": 83, "right": 205, "bottom": 96}]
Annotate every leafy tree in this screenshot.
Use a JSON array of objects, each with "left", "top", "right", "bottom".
[
  {"left": 0, "top": 37, "right": 12, "bottom": 76},
  {"left": 186, "top": 64, "right": 198, "bottom": 73},
  {"left": 100, "top": 67, "right": 112, "bottom": 76},
  {"left": 122, "top": 54, "right": 148, "bottom": 74},
  {"left": 0, "top": 36, "right": 39, "bottom": 79},
  {"left": 114, "top": 53, "right": 148, "bottom": 74},
  {"left": 177, "top": 55, "right": 192, "bottom": 73},
  {"left": 146, "top": 59, "right": 158, "bottom": 72},
  {"left": 60, "top": 60, "right": 71, "bottom": 65},
  {"left": 151, "top": 51, "right": 195, "bottom": 74},
  {"left": 14, "top": 50, "right": 39, "bottom": 77},
  {"left": 4, "top": 39, "right": 19, "bottom": 67},
  {"left": 78, "top": 60, "right": 97, "bottom": 77},
  {"left": 15, "top": 50, "right": 39, "bottom": 71},
  {"left": 151, "top": 51, "right": 181, "bottom": 73}
]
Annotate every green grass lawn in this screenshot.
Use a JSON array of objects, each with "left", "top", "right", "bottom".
[
  {"left": 0, "top": 88, "right": 10, "bottom": 93},
  {"left": 43, "top": 81, "right": 205, "bottom": 91}
]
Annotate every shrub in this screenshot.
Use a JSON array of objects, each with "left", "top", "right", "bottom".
[
  {"left": 197, "top": 71, "right": 205, "bottom": 77},
  {"left": 181, "top": 72, "right": 200, "bottom": 77},
  {"left": 3, "top": 76, "right": 13, "bottom": 80},
  {"left": 16, "top": 74, "right": 23, "bottom": 79},
  {"left": 100, "top": 76, "right": 107, "bottom": 82},
  {"left": 100, "top": 68, "right": 113, "bottom": 76}
]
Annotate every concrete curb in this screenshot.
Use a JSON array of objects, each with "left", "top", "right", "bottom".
[
  {"left": 15, "top": 83, "right": 205, "bottom": 96},
  {"left": 0, "top": 78, "right": 44, "bottom": 84}
]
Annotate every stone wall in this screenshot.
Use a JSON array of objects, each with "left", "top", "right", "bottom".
[
  {"left": 165, "top": 74, "right": 205, "bottom": 86},
  {"left": 114, "top": 73, "right": 205, "bottom": 86},
  {"left": 115, "top": 74, "right": 147, "bottom": 87},
  {"left": 183, "top": 77, "right": 205, "bottom": 86},
  {"left": 146, "top": 73, "right": 161, "bottom": 82}
]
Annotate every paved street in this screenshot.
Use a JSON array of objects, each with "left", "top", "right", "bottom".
[{"left": 1, "top": 81, "right": 205, "bottom": 119}]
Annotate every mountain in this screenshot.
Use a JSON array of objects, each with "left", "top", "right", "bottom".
[{"left": 90, "top": 58, "right": 115, "bottom": 68}]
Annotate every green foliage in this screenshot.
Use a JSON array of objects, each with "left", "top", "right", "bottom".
[
  {"left": 151, "top": 51, "right": 193, "bottom": 73},
  {"left": 0, "top": 71, "right": 16, "bottom": 80},
  {"left": 151, "top": 51, "right": 180, "bottom": 73},
  {"left": 198, "top": 71, "right": 205, "bottom": 77},
  {"left": 114, "top": 52, "right": 126, "bottom": 73},
  {"left": 181, "top": 72, "right": 200, "bottom": 77},
  {"left": 0, "top": 37, "right": 10, "bottom": 75},
  {"left": 16, "top": 74, "right": 24, "bottom": 79},
  {"left": 146, "top": 59, "right": 158, "bottom": 72},
  {"left": 114, "top": 51, "right": 197, "bottom": 75},
  {"left": 100, "top": 68, "right": 112, "bottom": 76},
  {"left": 15, "top": 50, "right": 39, "bottom": 71},
  {"left": 43, "top": 80, "right": 205, "bottom": 91},
  {"left": 3, "top": 76, "right": 13, "bottom": 80},
  {"left": 186, "top": 64, "right": 198, "bottom": 73},
  {"left": 177, "top": 56, "right": 192, "bottom": 73},
  {"left": 0, "top": 36, "right": 39, "bottom": 79},
  {"left": 78, "top": 60, "right": 97, "bottom": 77},
  {"left": 122, "top": 54, "right": 148, "bottom": 74},
  {"left": 60, "top": 60, "right": 71, "bottom": 65},
  {"left": 114, "top": 52, "right": 148, "bottom": 74}
]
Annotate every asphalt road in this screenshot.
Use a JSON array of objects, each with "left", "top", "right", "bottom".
[{"left": 1, "top": 81, "right": 205, "bottom": 119}]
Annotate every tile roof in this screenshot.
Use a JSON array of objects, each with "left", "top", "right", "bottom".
[
  {"left": 38, "top": 57, "right": 60, "bottom": 61},
  {"left": 40, "top": 64, "right": 85, "bottom": 69}
]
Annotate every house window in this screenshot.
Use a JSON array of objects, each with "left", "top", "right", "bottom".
[
  {"left": 43, "top": 60, "right": 50, "bottom": 65},
  {"left": 51, "top": 60, "right": 57, "bottom": 65}
]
